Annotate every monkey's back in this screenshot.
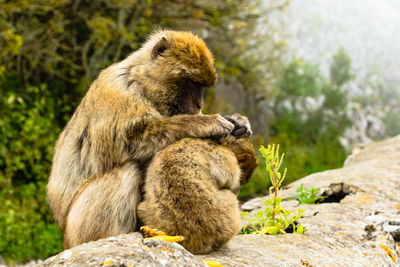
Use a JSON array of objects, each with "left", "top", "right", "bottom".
[{"left": 138, "top": 138, "right": 242, "bottom": 254}]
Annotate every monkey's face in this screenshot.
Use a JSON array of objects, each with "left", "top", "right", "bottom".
[
  {"left": 142, "top": 31, "right": 217, "bottom": 117},
  {"left": 167, "top": 76, "right": 206, "bottom": 116}
]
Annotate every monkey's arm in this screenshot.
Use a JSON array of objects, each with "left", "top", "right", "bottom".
[{"left": 127, "top": 114, "right": 234, "bottom": 160}]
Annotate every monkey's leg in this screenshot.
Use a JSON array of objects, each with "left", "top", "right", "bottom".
[
  {"left": 209, "top": 146, "right": 241, "bottom": 194},
  {"left": 64, "top": 162, "right": 141, "bottom": 249}
]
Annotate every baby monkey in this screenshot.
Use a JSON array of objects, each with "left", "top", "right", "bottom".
[{"left": 138, "top": 115, "right": 258, "bottom": 254}]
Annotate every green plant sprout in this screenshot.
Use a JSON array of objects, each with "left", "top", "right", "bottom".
[
  {"left": 242, "top": 144, "right": 304, "bottom": 235},
  {"left": 291, "top": 184, "right": 326, "bottom": 204}
]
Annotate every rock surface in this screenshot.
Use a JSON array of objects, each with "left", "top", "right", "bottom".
[
  {"left": 42, "top": 233, "right": 206, "bottom": 267},
  {"left": 41, "top": 136, "right": 400, "bottom": 266}
]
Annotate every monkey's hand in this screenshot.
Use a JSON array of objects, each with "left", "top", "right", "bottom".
[
  {"left": 201, "top": 114, "right": 236, "bottom": 137},
  {"left": 224, "top": 113, "right": 252, "bottom": 138}
]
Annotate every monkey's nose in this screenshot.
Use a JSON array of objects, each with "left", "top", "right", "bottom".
[{"left": 195, "top": 99, "right": 204, "bottom": 110}]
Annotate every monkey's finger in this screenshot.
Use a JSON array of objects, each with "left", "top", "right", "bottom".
[
  {"left": 218, "top": 117, "right": 235, "bottom": 135},
  {"left": 239, "top": 127, "right": 252, "bottom": 138},
  {"left": 140, "top": 226, "right": 167, "bottom": 237},
  {"left": 244, "top": 129, "right": 253, "bottom": 137},
  {"left": 145, "top": 235, "right": 185, "bottom": 242},
  {"left": 231, "top": 126, "right": 248, "bottom": 138},
  {"left": 224, "top": 114, "right": 252, "bottom": 138},
  {"left": 204, "top": 260, "right": 223, "bottom": 267},
  {"left": 224, "top": 116, "right": 239, "bottom": 128}
]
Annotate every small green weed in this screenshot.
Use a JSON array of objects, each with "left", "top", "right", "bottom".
[
  {"left": 291, "top": 184, "right": 326, "bottom": 204},
  {"left": 241, "top": 144, "right": 304, "bottom": 235}
]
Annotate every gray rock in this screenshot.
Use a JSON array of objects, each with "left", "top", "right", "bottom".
[
  {"left": 365, "top": 215, "right": 388, "bottom": 225},
  {"left": 41, "top": 233, "right": 206, "bottom": 267},
  {"left": 241, "top": 197, "right": 264, "bottom": 211},
  {"left": 383, "top": 220, "right": 400, "bottom": 241}
]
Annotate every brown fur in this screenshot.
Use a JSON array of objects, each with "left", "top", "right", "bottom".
[
  {"left": 47, "top": 30, "right": 243, "bottom": 249},
  {"left": 137, "top": 135, "right": 258, "bottom": 254},
  {"left": 222, "top": 114, "right": 258, "bottom": 185}
]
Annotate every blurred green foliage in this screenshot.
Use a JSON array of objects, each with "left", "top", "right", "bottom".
[
  {"left": 0, "top": 0, "right": 289, "bottom": 262},
  {"left": 384, "top": 111, "right": 400, "bottom": 137},
  {"left": 240, "top": 49, "right": 353, "bottom": 197},
  {"left": 0, "top": 82, "right": 63, "bottom": 262}
]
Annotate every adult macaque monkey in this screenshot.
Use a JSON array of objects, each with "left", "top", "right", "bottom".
[{"left": 47, "top": 30, "right": 251, "bottom": 249}]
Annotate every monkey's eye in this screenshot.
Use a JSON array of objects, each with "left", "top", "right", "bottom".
[{"left": 188, "top": 78, "right": 202, "bottom": 88}]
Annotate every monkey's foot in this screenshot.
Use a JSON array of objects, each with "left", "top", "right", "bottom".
[{"left": 140, "top": 226, "right": 185, "bottom": 243}]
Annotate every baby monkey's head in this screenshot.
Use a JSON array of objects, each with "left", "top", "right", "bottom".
[{"left": 222, "top": 136, "right": 259, "bottom": 185}]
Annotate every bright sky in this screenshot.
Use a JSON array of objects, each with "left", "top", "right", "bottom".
[{"left": 276, "top": 0, "right": 400, "bottom": 91}]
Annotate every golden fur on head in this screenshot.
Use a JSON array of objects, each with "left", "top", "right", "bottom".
[
  {"left": 142, "top": 30, "right": 217, "bottom": 86},
  {"left": 103, "top": 30, "right": 219, "bottom": 116}
]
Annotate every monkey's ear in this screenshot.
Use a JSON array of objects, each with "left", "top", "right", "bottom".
[
  {"left": 237, "top": 153, "right": 252, "bottom": 166},
  {"left": 151, "top": 37, "right": 169, "bottom": 59}
]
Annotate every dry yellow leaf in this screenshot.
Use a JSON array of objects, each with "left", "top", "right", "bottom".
[
  {"left": 145, "top": 235, "right": 185, "bottom": 242},
  {"left": 204, "top": 260, "right": 223, "bottom": 267}
]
